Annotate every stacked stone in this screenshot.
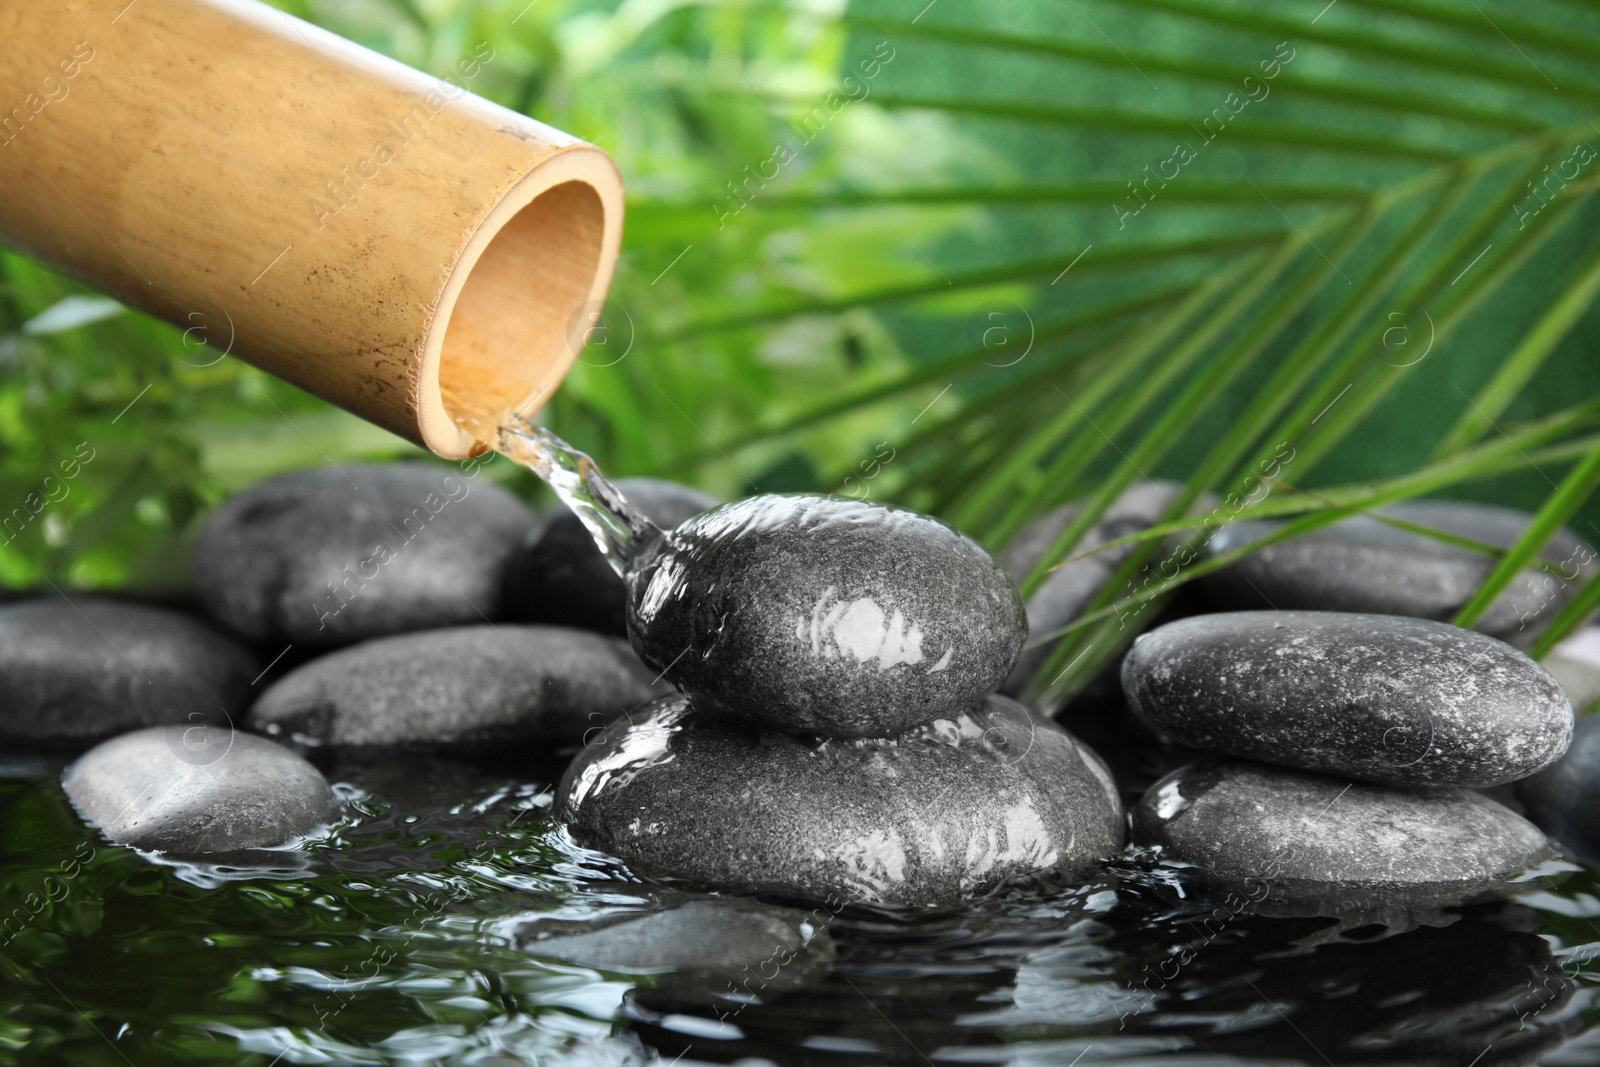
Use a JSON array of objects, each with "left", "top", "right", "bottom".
[
  {"left": 1121, "top": 610, "right": 1572, "bottom": 908},
  {"left": 557, "top": 494, "right": 1126, "bottom": 910}
]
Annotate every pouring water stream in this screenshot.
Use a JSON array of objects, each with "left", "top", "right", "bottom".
[{"left": 466, "top": 411, "right": 659, "bottom": 579}]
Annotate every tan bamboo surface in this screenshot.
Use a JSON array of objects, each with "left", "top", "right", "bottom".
[{"left": 0, "top": 0, "right": 624, "bottom": 458}]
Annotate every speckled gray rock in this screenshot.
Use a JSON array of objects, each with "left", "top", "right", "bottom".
[
  {"left": 1199, "top": 501, "right": 1597, "bottom": 647},
  {"left": 507, "top": 478, "right": 717, "bottom": 635},
  {"left": 1518, "top": 712, "right": 1600, "bottom": 861},
  {"left": 1123, "top": 611, "right": 1573, "bottom": 788},
  {"left": 64, "top": 726, "right": 339, "bottom": 853},
  {"left": 625, "top": 495, "right": 1026, "bottom": 738},
  {"left": 1132, "top": 760, "right": 1555, "bottom": 905},
  {"left": 515, "top": 895, "right": 835, "bottom": 985},
  {"left": 249, "top": 624, "right": 667, "bottom": 747},
  {"left": 558, "top": 693, "right": 1124, "bottom": 910},
  {"left": 999, "top": 482, "right": 1204, "bottom": 696},
  {"left": 0, "top": 597, "right": 258, "bottom": 748},
  {"left": 194, "top": 464, "right": 536, "bottom": 646}
]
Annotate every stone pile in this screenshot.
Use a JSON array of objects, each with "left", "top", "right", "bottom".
[
  {"left": 558, "top": 493, "right": 1127, "bottom": 909},
  {"left": 1123, "top": 610, "right": 1571, "bottom": 904}
]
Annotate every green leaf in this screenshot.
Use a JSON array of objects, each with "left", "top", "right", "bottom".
[{"left": 1452, "top": 434, "right": 1600, "bottom": 628}]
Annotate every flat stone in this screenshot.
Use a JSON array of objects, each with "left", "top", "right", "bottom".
[
  {"left": 63, "top": 726, "right": 340, "bottom": 853},
  {"left": 1122, "top": 611, "right": 1572, "bottom": 787},
  {"left": 0, "top": 597, "right": 258, "bottom": 749},
  {"left": 194, "top": 464, "right": 536, "bottom": 645},
  {"left": 625, "top": 495, "right": 1026, "bottom": 738},
  {"left": 515, "top": 895, "right": 834, "bottom": 985},
  {"left": 1518, "top": 711, "right": 1600, "bottom": 861},
  {"left": 506, "top": 477, "right": 717, "bottom": 635},
  {"left": 558, "top": 693, "right": 1124, "bottom": 910},
  {"left": 1198, "top": 501, "right": 1597, "bottom": 647},
  {"left": 1131, "top": 760, "right": 1555, "bottom": 905},
  {"left": 998, "top": 483, "right": 1201, "bottom": 696},
  {"left": 249, "top": 624, "right": 667, "bottom": 747}
]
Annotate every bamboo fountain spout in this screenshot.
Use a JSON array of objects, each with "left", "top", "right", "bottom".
[{"left": 0, "top": 0, "right": 624, "bottom": 457}]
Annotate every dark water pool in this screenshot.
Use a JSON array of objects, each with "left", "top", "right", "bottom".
[{"left": 5, "top": 739, "right": 1600, "bottom": 1067}]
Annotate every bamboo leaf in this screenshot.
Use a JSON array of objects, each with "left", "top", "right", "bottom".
[
  {"left": 631, "top": 181, "right": 1371, "bottom": 211},
  {"left": 1529, "top": 571, "right": 1600, "bottom": 658},
  {"left": 1112, "top": 0, "right": 1600, "bottom": 104},
  {"left": 643, "top": 231, "right": 1280, "bottom": 344},
  {"left": 1250, "top": 152, "right": 1572, "bottom": 483},
  {"left": 946, "top": 249, "right": 1276, "bottom": 534},
  {"left": 1435, "top": 231, "right": 1600, "bottom": 455},
  {"left": 1341, "top": 0, "right": 1600, "bottom": 69},
  {"left": 698, "top": 282, "right": 1196, "bottom": 457},
  {"left": 1452, "top": 435, "right": 1600, "bottom": 628},
  {"left": 827, "top": 9, "right": 1544, "bottom": 134},
  {"left": 694, "top": 87, "right": 1464, "bottom": 162}
]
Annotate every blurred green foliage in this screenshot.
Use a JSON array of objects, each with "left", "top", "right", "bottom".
[{"left": 7, "top": 0, "right": 1600, "bottom": 705}]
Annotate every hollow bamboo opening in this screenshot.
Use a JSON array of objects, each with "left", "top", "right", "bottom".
[{"left": 434, "top": 178, "right": 608, "bottom": 448}]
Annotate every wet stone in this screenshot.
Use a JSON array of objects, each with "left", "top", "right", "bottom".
[
  {"left": 1198, "top": 501, "right": 1597, "bottom": 647},
  {"left": 249, "top": 624, "right": 667, "bottom": 748},
  {"left": 506, "top": 477, "right": 717, "bottom": 635},
  {"left": 0, "top": 597, "right": 258, "bottom": 749},
  {"left": 194, "top": 464, "right": 536, "bottom": 646},
  {"left": 515, "top": 895, "right": 835, "bottom": 987},
  {"left": 1131, "top": 760, "right": 1555, "bottom": 906},
  {"left": 1122, "top": 611, "right": 1573, "bottom": 788},
  {"left": 63, "top": 726, "right": 340, "bottom": 853},
  {"left": 626, "top": 495, "right": 1027, "bottom": 738},
  {"left": 558, "top": 693, "right": 1124, "bottom": 910},
  {"left": 1518, "top": 710, "right": 1600, "bottom": 862}
]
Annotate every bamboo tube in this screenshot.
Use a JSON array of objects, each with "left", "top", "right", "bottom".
[{"left": 0, "top": 0, "right": 623, "bottom": 458}]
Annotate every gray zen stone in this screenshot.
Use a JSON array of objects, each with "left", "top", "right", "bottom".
[
  {"left": 506, "top": 477, "right": 718, "bottom": 635},
  {"left": 1122, "top": 611, "right": 1573, "bottom": 788},
  {"left": 1199, "top": 501, "right": 1597, "bottom": 647},
  {"left": 0, "top": 597, "right": 258, "bottom": 748},
  {"left": 1518, "top": 711, "right": 1600, "bottom": 861},
  {"left": 625, "top": 495, "right": 1026, "bottom": 738},
  {"left": 249, "top": 624, "right": 667, "bottom": 747},
  {"left": 1132, "top": 760, "right": 1555, "bottom": 905},
  {"left": 515, "top": 895, "right": 835, "bottom": 986},
  {"left": 194, "top": 464, "right": 536, "bottom": 646},
  {"left": 999, "top": 482, "right": 1203, "bottom": 696},
  {"left": 558, "top": 693, "right": 1124, "bottom": 910},
  {"left": 63, "top": 725, "right": 339, "bottom": 853}
]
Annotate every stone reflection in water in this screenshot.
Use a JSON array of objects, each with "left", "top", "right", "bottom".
[
  {"left": 1117, "top": 901, "right": 1577, "bottom": 1066},
  {"left": 625, "top": 906, "right": 1071, "bottom": 1065}
]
